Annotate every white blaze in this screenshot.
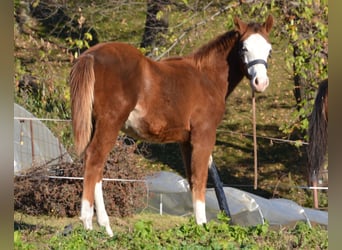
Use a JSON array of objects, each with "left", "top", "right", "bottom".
[{"left": 242, "top": 34, "right": 272, "bottom": 92}]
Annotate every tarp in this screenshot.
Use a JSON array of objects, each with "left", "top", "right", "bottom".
[
  {"left": 145, "top": 171, "right": 328, "bottom": 228},
  {"left": 14, "top": 103, "right": 72, "bottom": 174}
]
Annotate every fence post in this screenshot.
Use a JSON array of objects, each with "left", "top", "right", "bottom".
[{"left": 29, "top": 120, "right": 35, "bottom": 164}]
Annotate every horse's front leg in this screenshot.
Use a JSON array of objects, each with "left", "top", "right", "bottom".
[{"left": 189, "top": 137, "right": 216, "bottom": 225}]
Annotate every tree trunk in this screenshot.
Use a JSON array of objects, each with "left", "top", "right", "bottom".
[
  {"left": 292, "top": 44, "right": 304, "bottom": 110},
  {"left": 141, "top": 0, "right": 170, "bottom": 54}
]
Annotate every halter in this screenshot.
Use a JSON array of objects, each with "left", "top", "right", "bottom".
[
  {"left": 238, "top": 41, "right": 269, "bottom": 72},
  {"left": 246, "top": 59, "right": 268, "bottom": 69}
]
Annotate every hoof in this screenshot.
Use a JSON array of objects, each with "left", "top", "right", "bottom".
[
  {"left": 105, "top": 225, "right": 114, "bottom": 237},
  {"left": 80, "top": 215, "right": 93, "bottom": 230},
  {"left": 97, "top": 216, "right": 113, "bottom": 237}
]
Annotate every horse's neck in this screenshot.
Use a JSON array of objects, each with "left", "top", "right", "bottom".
[
  {"left": 189, "top": 32, "right": 245, "bottom": 99},
  {"left": 199, "top": 40, "right": 245, "bottom": 99},
  {"left": 226, "top": 44, "right": 245, "bottom": 98}
]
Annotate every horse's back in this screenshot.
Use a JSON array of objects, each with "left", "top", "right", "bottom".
[
  {"left": 83, "top": 42, "right": 147, "bottom": 76},
  {"left": 83, "top": 42, "right": 143, "bottom": 57}
]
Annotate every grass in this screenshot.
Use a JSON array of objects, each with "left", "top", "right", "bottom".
[{"left": 14, "top": 211, "right": 328, "bottom": 249}]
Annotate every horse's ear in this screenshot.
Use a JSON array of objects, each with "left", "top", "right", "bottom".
[
  {"left": 234, "top": 16, "right": 247, "bottom": 34},
  {"left": 263, "top": 15, "right": 274, "bottom": 33}
]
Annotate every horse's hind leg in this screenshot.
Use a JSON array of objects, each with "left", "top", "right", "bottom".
[{"left": 81, "top": 119, "right": 122, "bottom": 237}]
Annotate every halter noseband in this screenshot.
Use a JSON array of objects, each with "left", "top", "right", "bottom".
[{"left": 246, "top": 59, "right": 268, "bottom": 69}]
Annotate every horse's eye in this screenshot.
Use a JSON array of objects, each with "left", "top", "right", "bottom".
[{"left": 241, "top": 47, "right": 248, "bottom": 52}]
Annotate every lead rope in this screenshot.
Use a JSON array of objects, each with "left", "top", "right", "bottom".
[{"left": 252, "top": 91, "right": 258, "bottom": 189}]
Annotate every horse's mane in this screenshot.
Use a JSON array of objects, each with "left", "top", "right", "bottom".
[
  {"left": 190, "top": 30, "right": 239, "bottom": 68},
  {"left": 161, "top": 56, "right": 183, "bottom": 61}
]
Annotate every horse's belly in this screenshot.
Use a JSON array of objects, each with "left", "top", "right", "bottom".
[
  {"left": 122, "top": 107, "right": 144, "bottom": 138},
  {"left": 122, "top": 107, "right": 189, "bottom": 143}
]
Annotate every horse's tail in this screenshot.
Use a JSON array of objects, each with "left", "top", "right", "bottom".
[
  {"left": 307, "top": 79, "right": 328, "bottom": 183},
  {"left": 69, "top": 54, "right": 95, "bottom": 156}
]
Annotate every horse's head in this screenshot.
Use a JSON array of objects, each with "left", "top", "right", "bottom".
[{"left": 234, "top": 15, "right": 273, "bottom": 93}]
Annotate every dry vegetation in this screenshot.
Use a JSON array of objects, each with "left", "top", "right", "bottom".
[{"left": 15, "top": 137, "right": 150, "bottom": 217}]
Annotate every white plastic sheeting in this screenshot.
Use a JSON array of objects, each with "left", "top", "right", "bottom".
[
  {"left": 145, "top": 171, "right": 328, "bottom": 228},
  {"left": 14, "top": 103, "right": 72, "bottom": 174}
]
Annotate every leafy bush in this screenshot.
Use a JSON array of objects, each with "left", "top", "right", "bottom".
[{"left": 281, "top": 0, "right": 328, "bottom": 139}]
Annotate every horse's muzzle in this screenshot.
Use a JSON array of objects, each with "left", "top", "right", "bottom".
[{"left": 251, "top": 76, "right": 269, "bottom": 93}]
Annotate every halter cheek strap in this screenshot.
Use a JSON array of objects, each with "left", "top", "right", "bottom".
[{"left": 247, "top": 59, "right": 268, "bottom": 69}]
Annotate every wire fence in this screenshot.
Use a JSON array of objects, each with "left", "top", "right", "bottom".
[
  {"left": 13, "top": 115, "right": 327, "bottom": 192},
  {"left": 14, "top": 109, "right": 73, "bottom": 173},
  {"left": 14, "top": 116, "right": 300, "bottom": 170}
]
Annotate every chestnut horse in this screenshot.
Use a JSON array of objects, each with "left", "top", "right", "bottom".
[
  {"left": 307, "top": 79, "right": 328, "bottom": 208},
  {"left": 70, "top": 15, "right": 274, "bottom": 236}
]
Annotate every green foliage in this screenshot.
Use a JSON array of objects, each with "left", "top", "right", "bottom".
[
  {"left": 246, "top": 0, "right": 278, "bottom": 19},
  {"left": 14, "top": 231, "right": 34, "bottom": 250},
  {"left": 48, "top": 226, "right": 113, "bottom": 249},
  {"left": 281, "top": 0, "right": 328, "bottom": 140},
  {"left": 38, "top": 216, "right": 327, "bottom": 249},
  {"left": 290, "top": 221, "right": 328, "bottom": 249},
  {"left": 66, "top": 32, "right": 93, "bottom": 58}
]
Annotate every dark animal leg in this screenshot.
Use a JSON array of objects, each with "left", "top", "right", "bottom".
[{"left": 208, "top": 159, "right": 231, "bottom": 220}]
